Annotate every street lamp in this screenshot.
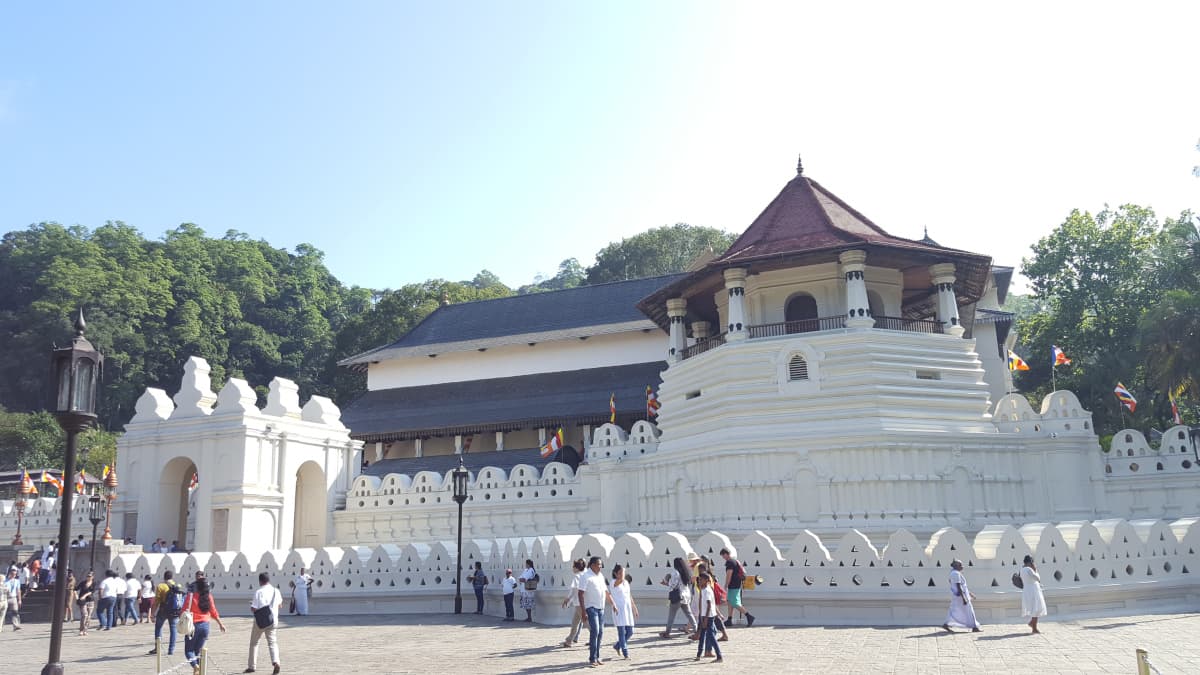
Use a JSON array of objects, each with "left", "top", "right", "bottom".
[
  {"left": 101, "top": 465, "right": 118, "bottom": 542},
  {"left": 451, "top": 457, "right": 469, "bottom": 615},
  {"left": 12, "top": 470, "right": 33, "bottom": 545},
  {"left": 88, "top": 494, "right": 104, "bottom": 571},
  {"left": 44, "top": 309, "right": 102, "bottom": 675}
]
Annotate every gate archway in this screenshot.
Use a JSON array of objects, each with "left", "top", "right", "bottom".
[{"left": 293, "top": 461, "right": 327, "bottom": 547}]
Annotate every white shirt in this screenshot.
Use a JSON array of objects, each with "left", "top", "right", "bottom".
[
  {"left": 501, "top": 576, "right": 519, "bottom": 594},
  {"left": 124, "top": 578, "right": 140, "bottom": 599},
  {"left": 565, "top": 571, "right": 584, "bottom": 607},
  {"left": 251, "top": 584, "right": 282, "bottom": 624},
  {"left": 100, "top": 576, "right": 122, "bottom": 598},
  {"left": 141, "top": 580, "right": 155, "bottom": 598},
  {"left": 580, "top": 569, "right": 607, "bottom": 609},
  {"left": 611, "top": 582, "right": 634, "bottom": 626},
  {"left": 699, "top": 586, "right": 717, "bottom": 617}
]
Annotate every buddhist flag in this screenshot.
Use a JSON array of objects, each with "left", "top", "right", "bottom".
[
  {"left": 23, "top": 470, "right": 38, "bottom": 495},
  {"left": 75, "top": 471, "right": 86, "bottom": 494},
  {"left": 540, "top": 428, "right": 564, "bottom": 459},
  {"left": 188, "top": 472, "right": 199, "bottom": 492},
  {"left": 102, "top": 465, "right": 111, "bottom": 480},
  {"left": 42, "top": 470, "right": 64, "bottom": 494},
  {"left": 1114, "top": 383, "right": 1137, "bottom": 413},
  {"left": 1170, "top": 395, "right": 1182, "bottom": 425},
  {"left": 1007, "top": 350, "right": 1030, "bottom": 371},
  {"left": 609, "top": 393, "right": 616, "bottom": 423},
  {"left": 462, "top": 435, "right": 473, "bottom": 453},
  {"left": 1052, "top": 345, "right": 1071, "bottom": 366},
  {"left": 646, "top": 385, "right": 660, "bottom": 419}
]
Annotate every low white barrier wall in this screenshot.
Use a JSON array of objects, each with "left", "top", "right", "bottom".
[{"left": 108, "top": 518, "right": 1200, "bottom": 626}]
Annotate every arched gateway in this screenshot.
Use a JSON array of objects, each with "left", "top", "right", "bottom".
[{"left": 113, "top": 356, "right": 362, "bottom": 554}]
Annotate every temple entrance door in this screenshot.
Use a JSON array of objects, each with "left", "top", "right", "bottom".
[
  {"left": 785, "top": 294, "right": 819, "bottom": 332},
  {"left": 293, "top": 461, "right": 327, "bottom": 547},
  {"left": 158, "top": 456, "right": 197, "bottom": 551}
]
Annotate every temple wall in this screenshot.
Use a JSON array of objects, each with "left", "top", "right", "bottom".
[
  {"left": 100, "top": 519, "right": 1200, "bottom": 626},
  {"left": 367, "top": 329, "right": 664, "bottom": 390}
]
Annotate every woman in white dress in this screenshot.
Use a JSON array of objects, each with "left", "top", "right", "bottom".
[
  {"left": 610, "top": 565, "right": 638, "bottom": 659},
  {"left": 518, "top": 559, "right": 538, "bottom": 622},
  {"left": 1020, "top": 554, "right": 1047, "bottom": 633},
  {"left": 292, "top": 568, "right": 313, "bottom": 615},
  {"left": 942, "top": 559, "right": 981, "bottom": 632}
]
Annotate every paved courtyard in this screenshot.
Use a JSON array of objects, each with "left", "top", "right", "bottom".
[{"left": 3, "top": 611, "right": 1198, "bottom": 674}]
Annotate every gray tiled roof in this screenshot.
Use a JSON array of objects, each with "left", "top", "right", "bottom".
[
  {"left": 362, "top": 445, "right": 581, "bottom": 479},
  {"left": 340, "top": 274, "right": 683, "bottom": 365},
  {"left": 342, "top": 361, "right": 666, "bottom": 442}
]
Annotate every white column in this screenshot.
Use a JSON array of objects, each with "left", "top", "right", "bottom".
[
  {"left": 374, "top": 441, "right": 384, "bottom": 463},
  {"left": 690, "top": 320, "right": 710, "bottom": 342},
  {"left": 723, "top": 268, "right": 749, "bottom": 341},
  {"left": 666, "top": 298, "right": 687, "bottom": 362},
  {"left": 839, "top": 250, "right": 875, "bottom": 329},
  {"left": 495, "top": 431, "right": 505, "bottom": 452},
  {"left": 454, "top": 434, "right": 463, "bottom": 454},
  {"left": 582, "top": 425, "right": 591, "bottom": 452},
  {"left": 538, "top": 428, "right": 547, "bottom": 445},
  {"left": 414, "top": 438, "right": 423, "bottom": 458},
  {"left": 929, "top": 263, "right": 964, "bottom": 337}
]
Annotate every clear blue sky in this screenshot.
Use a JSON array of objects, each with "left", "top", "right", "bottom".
[{"left": 2, "top": 2, "right": 1197, "bottom": 292}]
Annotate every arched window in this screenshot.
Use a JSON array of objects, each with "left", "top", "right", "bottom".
[
  {"left": 785, "top": 294, "right": 819, "bottom": 333},
  {"left": 866, "top": 290, "right": 884, "bottom": 318},
  {"left": 788, "top": 355, "right": 809, "bottom": 381}
]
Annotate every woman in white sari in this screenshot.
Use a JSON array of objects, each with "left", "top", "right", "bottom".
[
  {"left": 292, "top": 568, "right": 313, "bottom": 616},
  {"left": 942, "top": 559, "right": 981, "bottom": 632},
  {"left": 1020, "top": 554, "right": 1047, "bottom": 633}
]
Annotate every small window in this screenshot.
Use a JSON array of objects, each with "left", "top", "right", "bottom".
[
  {"left": 915, "top": 370, "right": 941, "bottom": 381},
  {"left": 684, "top": 390, "right": 702, "bottom": 400},
  {"left": 788, "top": 355, "right": 809, "bottom": 381}
]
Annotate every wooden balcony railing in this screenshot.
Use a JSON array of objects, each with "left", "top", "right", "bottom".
[
  {"left": 747, "top": 316, "right": 846, "bottom": 338},
  {"left": 679, "top": 332, "right": 727, "bottom": 360},
  {"left": 871, "top": 316, "right": 944, "bottom": 334}
]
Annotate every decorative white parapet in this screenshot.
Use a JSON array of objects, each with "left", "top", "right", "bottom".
[
  {"left": 992, "top": 390, "right": 1097, "bottom": 436},
  {"left": 106, "top": 518, "right": 1200, "bottom": 626}
]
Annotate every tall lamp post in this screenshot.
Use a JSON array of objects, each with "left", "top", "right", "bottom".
[
  {"left": 101, "top": 466, "right": 118, "bottom": 542},
  {"left": 87, "top": 494, "right": 104, "bottom": 571},
  {"left": 43, "top": 310, "right": 102, "bottom": 675},
  {"left": 451, "top": 458, "right": 469, "bottom": 615},
  {"left": 12, "top": 471, "right": 33, "bottom": 545}
]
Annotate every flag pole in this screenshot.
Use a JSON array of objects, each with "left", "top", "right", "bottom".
[{"left": 1051, "top": 363, "right": 1056, "bottom": 393}]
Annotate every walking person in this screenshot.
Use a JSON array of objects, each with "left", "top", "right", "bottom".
[
  {"left": 660, "top": 557, "right": 697, "bottom": 638},
  {"left": 518, "top": 559, "right": 539, "bottom": 623},
  {"left": 693, "top": 559, "right": 730, "bottom": 643},
  {"left": 291, "top": 568, "right": 313, "bottom": 616},
  {"left": 140, "top": 574, "right": 155, "bottom": 622},
  {"left": 64, "top": 571, "right": 76, "bottom": 623},
  {"left": 110, "top": 570, "right": 128, "bottom": 627},
  {"left": 75, "top": 571, "right": 96, "bottom": 636},
  {"left": 246, "top": 572, "right": 282, "bottom": 674},
  {"left": 941, "top": 559, "right": 981, "bottom": 633},
  {"left": 122, "top": 573, "right": 141, "bottom": 625},
  {"left": 577, "top": 556, "right": 613, "bottom": 668},
  {"left": 501, "top": 568, "right": 518, "bottom": 621},
  {"left": 560, "top": 559, "right": 586, "bottom": 646},
  {"left": 720, "top": 548, "right": 755, "bottom": 627},
  {"left": 97, "top": 570, "right": 120, "bottom": 630},
  {"left": 468, "top": 562, "right": 487, "bottom": 614},
  {"left": 1, "top": 568, "right": 22, "bottom": 632},
  {"left": 149, "top": 570, "right": 186, "bottom": 656},
  {"left": 694, "top": 573, "right": 724, "bottom": 662},
  {"left": 610, "top": 564, "right": 638, "bottom": 660},
  {"left": 184, "top": 579, "right": 226, "bottom": 675},
  {"left": 1020, "top": 555, "right": 1047, "bottom": 634}
]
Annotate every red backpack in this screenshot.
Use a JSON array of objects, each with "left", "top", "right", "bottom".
[{"left": 713, "top": 580, "right": 727, "bottom": 605}]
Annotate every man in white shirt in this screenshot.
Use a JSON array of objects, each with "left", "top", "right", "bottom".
[
  {"left": 98, "top": 570, "right": 122, "bottom": 630},
  {"left": 247, "top": 572, "right": 283, "bottom": 674},
  {"left": 122, "top": 573, "right": 140, "bottom": 625},
  {"left": 1, "top": 568, "right": 22, "bottom": 632},
  {"left": 501, "top": 569, "right": 519, "bottom": 621},
  {"left": 559, "top": 558, "right": 586, "bottom": 647},
  {"left": 576, "top": 556, "right": 613, "bottom": 668}
]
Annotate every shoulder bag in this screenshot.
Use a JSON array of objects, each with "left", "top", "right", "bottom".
[{"left": 253, "top": 588, "right": 277, "bottom": 629}]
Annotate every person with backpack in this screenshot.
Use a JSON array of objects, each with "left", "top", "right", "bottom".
[
  {"left": 720, "top": 548, "right": 755, "bottom": 627},
  {"left": 184, "top": 579, "right": 226, "bottom": 675},
  {"left": 247, "top": 572, "right": 283, "bottom": 674},
  {"left": 659, "top": 557, "right": 697, "bottom": 639},
  {"left": 148, "top": 570, "right": 186, "bottom": 656}
]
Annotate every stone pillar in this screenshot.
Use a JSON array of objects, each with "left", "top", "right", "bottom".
[
  {"left": 374, "top": 441, "right": 384, "bottom": 463},
  {"left": 839, "top": 250, "right": 875, "bottom": 329},
  {"left": 495, "top": 431, "right": 505, "bottom": 452},
  {"left": 723, "top": 268, "right": 749, "bottom": 341},
  {"left": 690, "top": 320, "right": 710, "bottom": 342},
  {"left": 414, "top": 438, "right": 423, "bottom": 458},
  {"left": 538, "top": 428, "right": 547, "bottom": 445},
  {"left": 667, "top": 298, "right": 687, "bottom": 362},
  {"left": 454, "top": 434, "right": 463, "bottom": 454},
  {"left": 929, "top": 263, "right": 964, "bottom": 337}
]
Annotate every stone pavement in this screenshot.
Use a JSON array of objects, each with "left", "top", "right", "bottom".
[{"left": 3, "top": 611, "right": 1198, "bottom": 674}]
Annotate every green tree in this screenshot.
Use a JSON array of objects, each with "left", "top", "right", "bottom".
[{"left": 586, "top": 224, "right": 736, "bottom": 284}]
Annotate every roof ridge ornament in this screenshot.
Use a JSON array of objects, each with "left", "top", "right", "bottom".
[
  {"left": 75, "top": 308, "right": 87, "bottom": 337},
  {"left": 796, "top": 154, "right": 804, "bottom": 176}
]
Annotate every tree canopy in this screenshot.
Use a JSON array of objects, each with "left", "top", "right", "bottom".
[{"left": 586, "top": 224, "right": 737, "bottom": 284}]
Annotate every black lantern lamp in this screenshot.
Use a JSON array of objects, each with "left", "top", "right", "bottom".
[
  {"left": 87, "top": 493, "right": 104, "bottom": 571},
  {"left": 452, "top": 457, "right": 469, "bottom": 614},
  {"left": 43, "top": 309, "right": 103, "bottom": 675}
]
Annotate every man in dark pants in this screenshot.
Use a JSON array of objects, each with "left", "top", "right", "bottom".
[
  {"left": 468, "top": 562, "right": 488, "bottom": 614},
  {"left": 501, "top": 569, "right": 517, "bottom": 621}
]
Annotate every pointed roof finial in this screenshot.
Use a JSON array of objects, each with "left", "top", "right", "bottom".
[
  {"left": 796, "top": 154, "right": 804, "bottom": 176},
  {"left": 440, "top": 292, "right": 450, "bottom": 307},
  {"left": 75, "top": 308, "right": 87, "bottom": 336},
  {"left": 923, "top": 226, "right": 929, "bottom": 238}
]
